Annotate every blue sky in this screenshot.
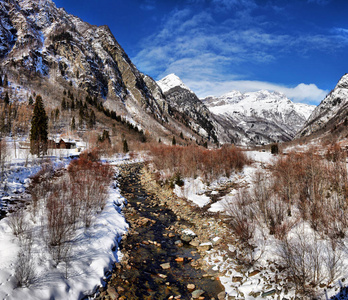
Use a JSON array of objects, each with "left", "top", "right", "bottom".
[{"left": 52, "top": 0, "right": 348, "bottom": 104}]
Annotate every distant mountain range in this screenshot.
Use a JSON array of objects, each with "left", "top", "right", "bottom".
[
  {"left": 158, "top": 74, "right": 316, "bottom": 145},
  {"left": 203, "top": 89, "right": 315, "bottom": 145}
]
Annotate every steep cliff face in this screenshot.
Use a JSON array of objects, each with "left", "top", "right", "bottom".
[
  {"left": 157, "top": 74, "right": 219, "bottom": 143},
  {"left": 297, "top": 74, "right": 348, "bottom": 138}
]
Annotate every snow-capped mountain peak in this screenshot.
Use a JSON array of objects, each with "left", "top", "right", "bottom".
[{"left": 157, "top": 74, "right": 192, "bottom": 93}]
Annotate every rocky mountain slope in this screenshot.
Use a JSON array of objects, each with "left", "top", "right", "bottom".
[
  {"left": 0, "top": 0, "right": 210, "bottom": 145},
  {"left": 203, "top": 90, "right": 315, "bottom": 145},
  {"left": 297, "top": 73, "right": 348, "bottom": 140},
  {"left": 157, "top": 74, "right": 219, "bottom": 143}
]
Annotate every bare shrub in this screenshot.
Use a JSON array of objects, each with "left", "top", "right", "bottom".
[
  {"left": 8, "top": 209, "right": 28, "bottom": 237},
  {"left": 271, "top": 149, "right": 348, "bottom": 237},
  {"left": 15, "top": 233, "right": 36, "bottom": 288},
  {"left": 325, "top": 239, "right": 343, "bottom": 283},
  {"left": 252, "top": 170, "right": 272, "bottom": 223},
  {"left": 0, "top": 139, "right": 8, "bottom": 178},
  {"left": 15, "top": 248, "right": 36, "bottom": 287},
  {"left": 279, "top": 229, "right": 325, "bottom": 294},
  {"left": 224, "top": 189, "right": 255, "bottom": 245},
  {"left": 46, "top": 189, "right": 75, "bottom": 265}
]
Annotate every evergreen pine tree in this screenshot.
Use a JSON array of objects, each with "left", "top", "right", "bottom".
[
  {"left": 123, "top": 139, "right": 129, "bottom": 153},
  {"left": 61, "top": 98, "right": 66, "bottom": 110},
  {"left": 4, "top": 92, "right": 9, "bottom": 105},
  {"left": 271, "top": 143, "right": 279, "bottom": 154},
  {"left": 28, "top": 95, "right": 33, "bottom": 105},
  {"left": 88, "top": 110, "right": 96, "bottom": 128},
  {"left": 100, "top": 130, "right": 111, "bottom": 144},
  {"left": 71, "top": 116, "right": 76, "bottom": 130},
  {"left": 3, "top": 74, "right": 8, "bottom": 87},
  {"left": 55, "top": 108, "right": 60, "bottom": 120},
  {"left": 172, "top": 136, "right": 176, "bottom": 146},
  {"left": 30, "top": 95, "right": 48, "bottom": 157}
]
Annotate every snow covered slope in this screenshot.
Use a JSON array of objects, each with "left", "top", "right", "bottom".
[
  {"left": 203, "top": 90, "right": 315, "bottom": 145},
  {"left": 297, "top": 73, "right": 348, "bottom": 138}
]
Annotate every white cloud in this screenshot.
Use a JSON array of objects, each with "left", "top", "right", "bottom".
[{"left": 185, "top": 79, "right": 328, "bottom": 104}]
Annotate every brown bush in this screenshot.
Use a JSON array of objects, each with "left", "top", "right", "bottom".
[
  {"left": 148, "top": 144, "right": 249, "bottom": 183},
  {"left": 68, "top": 156, "right": 113, "bottom": 227},
  {"left": 270, "top": 148, "right": 348, "bottom": 238}
]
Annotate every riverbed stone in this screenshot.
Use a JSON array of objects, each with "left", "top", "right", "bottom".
[
  {"left": 218, "top": 291, "right": 226, "bottom": 300},
  {"left": 192, "top": 289, "right": 205, "bottom": 298},
  {"left": 232, "top": 276, "right": 243, "bottom": 283},
  {"left": 197, "top": 242, "right": 212, "bottom": 252},
  {"left": 160, "top": 262, "right": 171, "bottom": 269},
  {"left": 107, "top": 286, "right": 119, "bottom": 300},
  {"left": 175, "top": 240, "right": 183, "bottom": 247},
  {"left": 189, "top": 240, "right": 200, "bottom": 247},
  {"left": 187, "top": 283, "right": 195, "bottom": 291},
  {"left": 175, "top": 257, "right": 184, "bottom": 262},
  {"left": 248, "top": 269, "right": 260, "bottom": 277}
]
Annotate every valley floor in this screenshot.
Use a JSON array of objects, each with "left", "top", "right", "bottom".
[{"left": 1, "top": 143, "right": 348, "bottom": 299}]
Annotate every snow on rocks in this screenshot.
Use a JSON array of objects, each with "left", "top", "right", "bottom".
[{"left": 181, "top": 229, "right": 197, "bottom": 243}]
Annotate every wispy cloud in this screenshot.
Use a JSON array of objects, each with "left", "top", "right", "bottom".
[
  {"left": 139, "top": 0, "right": 156, "bottom": 10},
  {"left": 308, "top": 0, "right": 332, "bottom": 5},
  {"left": 212, "top": 0, "right": 257, "bottom": 11}
]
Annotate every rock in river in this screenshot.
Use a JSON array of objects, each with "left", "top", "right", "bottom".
[{"left": 181, "top": 229, "right": 197, "bottom": 242}]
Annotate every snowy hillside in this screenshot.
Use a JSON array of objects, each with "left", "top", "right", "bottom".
[{"left": 297, "top": 73, "right": 348, "bottom": 138}]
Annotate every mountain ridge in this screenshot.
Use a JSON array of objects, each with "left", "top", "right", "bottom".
[{"left": 296, "top": 73, "right": 348, "bottom": 140}]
